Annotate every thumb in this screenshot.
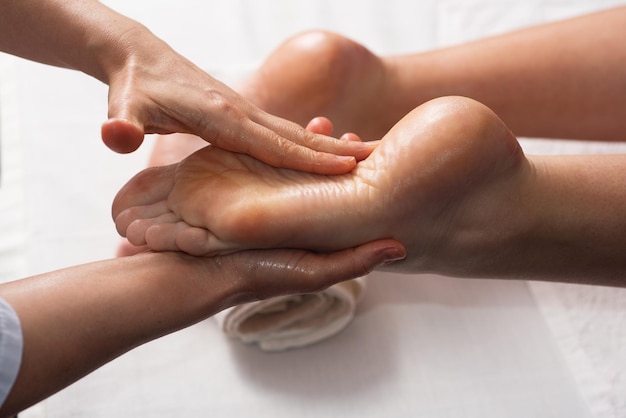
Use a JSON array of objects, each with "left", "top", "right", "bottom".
[
  {"left": 236, "top": 239, "right": 407, "bottom": 300},
  {"left": 101, "top": 117, "right": 145, "bottom": 154}
]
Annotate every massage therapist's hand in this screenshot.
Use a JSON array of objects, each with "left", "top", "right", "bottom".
[
  {"left": 113, "top": 96, "right": 626, "bottom": 285},
  {"left": 100, "top": 38, "right": 374, "bottom": 174},
  {"left": 0, "top": 0, "right": 372, "bottom": 174}
]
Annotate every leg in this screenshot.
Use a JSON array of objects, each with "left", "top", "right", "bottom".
[{"left": 113, "top": 96, "right": 528, "bottom": 274}]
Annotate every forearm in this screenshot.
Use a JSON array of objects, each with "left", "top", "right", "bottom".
[
  {"left": 0, "top": 252, "right": 235, "bottom": 416},
  {"left": 383, "top": 6, "right": 626, "bottom": 141},
  {"left": 0, "top": 0, "right": 166, "bottom": 83}
]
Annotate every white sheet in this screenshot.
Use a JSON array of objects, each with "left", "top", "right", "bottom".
[
  {"left": 520, "top": 135, "right": 626, "bottom": 417},
  {"left": 1, "top": 0, "right": 625, "bottom": 417},
  {"left": 42, "top": 275, "right": 590, "bottom": 418}
]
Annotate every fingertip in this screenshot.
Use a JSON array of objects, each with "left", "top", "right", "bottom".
[{"left": 102, "top": 118, "right": 144, "bottom": 153}]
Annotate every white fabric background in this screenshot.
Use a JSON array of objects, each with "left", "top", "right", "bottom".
[{"left": 1, "top": 0, "right": 625, "bottom": 416}]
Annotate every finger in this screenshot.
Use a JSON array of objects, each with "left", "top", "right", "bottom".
[
  {"left": 207, "top": 119, "right": 358, "bottom": 175},
  {"left": 230, "top": 239, "right": 406, "bottom": 299},
  {"left": 200, "top": 111, "right": 376, "bottom": 174},
  {"left": 257, "top": 114, "right": 375, "bottom": 160},
  {"left": 101, "top": 118, "right": 145, "bottom": 154},
  {"left": 305, "top": 117, "right": 364, "bottom": 143}
]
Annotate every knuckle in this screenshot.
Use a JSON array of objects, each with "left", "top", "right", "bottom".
[{"left": 198, "top": 90, "right": 250, "bottom": 146}]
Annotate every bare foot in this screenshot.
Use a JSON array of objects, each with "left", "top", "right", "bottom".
[
  {"left": 115, "top": 133, "right": 206, "bottom": 257},
  {"left": 116, "top": 31, "right": 384, "bottom": 257},
  {"left": 113, "top": 97, "right": 528, "bottom": 274}
]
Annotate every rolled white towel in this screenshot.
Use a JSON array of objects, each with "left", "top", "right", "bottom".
[{"left": 214, "top": 276, "right": 367, "bottom": 352}]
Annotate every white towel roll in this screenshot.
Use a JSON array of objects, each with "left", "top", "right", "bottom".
[{"left": 213, "top": 276, "right": 367, "bottom": 352}]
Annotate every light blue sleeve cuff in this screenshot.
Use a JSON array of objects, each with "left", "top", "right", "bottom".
[{"left": 0, "top": 296, "right": 23, "bottom": 408}]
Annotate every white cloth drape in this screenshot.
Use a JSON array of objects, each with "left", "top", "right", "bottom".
[{"left": 214, "top": 277, "right": 367, "bottom": 351}]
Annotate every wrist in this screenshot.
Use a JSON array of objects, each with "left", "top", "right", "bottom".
[
  {"left": 87, "top": 23, "right": 160, "bottom": 84},
  {"left": 72, "top": 0, "right": 171, "bottom": 85},
  {"left": 147, "top": 251, "right": 245, "bottom": 320}
]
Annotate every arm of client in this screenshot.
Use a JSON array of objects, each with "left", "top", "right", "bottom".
[
  {"left": 0, "top": 242, "right": 404, "bottom": 417},
  {"left": 113, "top": 96, "right": 626, "bottom": 287}
]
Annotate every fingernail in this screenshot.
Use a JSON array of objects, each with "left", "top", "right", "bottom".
[{"left": 381, "top": 248, "right": 406, "bottom": 265}]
